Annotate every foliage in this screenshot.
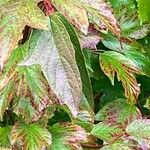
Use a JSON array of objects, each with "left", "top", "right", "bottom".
[{"left": 0, "top": 0, "right": 150, "bottom": 149}]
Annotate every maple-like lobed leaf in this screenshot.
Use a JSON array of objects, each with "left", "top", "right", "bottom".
[
  {"left": 100, "top": 51, "right": 141, "bottom": 104},
  {"left": 10, "top": 123, "right": 52, "bottom": 150},
  {"left": 52, "top": 0, "right": 89, "bottom": 35},
  {"left": 95, "top": 99, "right": 142, "bottom": 126},
  {"left": 20, "top": 14, "right": 82, "bottom": 117},
  {"left": 0, "top": 0, "right": 49, "bottom": 70}
]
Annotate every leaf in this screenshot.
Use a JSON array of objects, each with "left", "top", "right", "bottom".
[
  {"left": 80, "top": 0, "right": 120, "bottom": 36},
  {"left": 11, "top": 123, "right": 52, "bottom": 150},
  {"left": 0, "top": 0, "right": 49, "bottom": 69},
  {"left": 126, "top": 119, "right": 150, "bottom": 139},
  {"left": 20, "top": 15, "right": 82, "bottom": 117},
  {"left": 52, "top": 0, "right": 89, "bottom": 34},
  {"left": 0, "top": 126, "right": 12, "bottom": 148},
  {"left": 101, "top": 35, "right": 140, "bottom": 51},
  {"left": 18, "top": 66, "right": 51, "bottom": 116},
  {"left": 49, "top": 122, "right": 88, "bottom": 150},
  {"left": 0, "top": 80, "right": 14, "bottom": 120},
  {"left": 100, "top": 142, "right": 133, "bottom": 150},
  {"left": 14, "top": 98, "right": 39, "bottom": 122},
  {"left": 100, "top": 51, "right": 141, "bottom": 103},
  {"left": 137, "top": 0, "right": 150, "bottom": 22},
  {"left": 95, "top": 99, "right": 142, "bottom": 125},
  {"left": 123, "top": 50, "right": 150, "bottom": 77},
  {"left": 91, "top": 122, "right": 123, "bottom": 142},
  {"left": 55, "top": 13, "right": 94, "bottom": 110}
]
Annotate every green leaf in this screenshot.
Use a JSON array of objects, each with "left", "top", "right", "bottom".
[
  {"left": 0, "top": 80, "right": 14, "bottom": 120},
  {"left": 100, "top": 142, "right": 132, "bottom": 150},
  {"left": 123, "top": 50, "right": 150, "bottom": 77},
  {"left": 91, "top": 122, "right": 123, "bottom": 142},
  {"left": 20, "top": 15, "right": 82, "bottom": 117},
  {"left": 14, "top": 98, "right": 39, "bottom": 122},
  {"left": 126, "top": 119, "right": 150, "bottom": 139},
  {"left": 55, "top": 13, "right": 94, "bottom": 109},
  {"left": 0, "top": 0, "right": 49, "bottom": 69},
  {"left": 11, "top": 123, "right": 52, "bottom": 150},
  {"left": 0, "top": 126, "right": 12, "bottom": 148},
  {"left": 95, "top": 98, "right": 142, "bottom": 125},
  {"left": 49, "top": 122, "right": 87, "bottom": 150},
  {"left": 101, "top": 35, "right": 140, "bottom": 51},
  {"left": 100, "top": 51, "right": 141, "bottom": 103},
  {"left": 52, "top": 0, "right": 89, "bottom": 34},
  {"left": 137, "top": 0, "right": 150, "bottom": 22}
]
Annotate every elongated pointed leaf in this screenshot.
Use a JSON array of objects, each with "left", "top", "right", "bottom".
[
  {"left": 55, "top": 13, "right": 94, "bottom": 109},
  {"left": 11, "top": 123, "right": 52, "bottom": 150},
  {"left": 0, "top": 0, "right": 49, "bottom": 69},
  {"left": 20, "top": 15, "right": 82, "bottom": 117},
  {"left": 100, "top": 51, "right": 141, "bottom": 103}
]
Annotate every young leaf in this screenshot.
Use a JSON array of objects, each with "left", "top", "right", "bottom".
[
  {"left": 20, "top": 15, "right": 82, "bottom": 117},
  {"left": 100, "top": 51, "right": 141, "bottom": 103},
  {"left": 52, "top": 0, "right": 89, "bottom": 34},
  {"left": 55, "top": 13, "right": 94, "bottom": 109},
  {"left": 137, "top": 0, "right": 150, "bottom": 22},
  {"left": 49, "top": 122, "right": 88, "bottom": 150},
  {"left": 11, "top": 123, "right": 52, "bottom": 150},
  {"left": 0, "top": 0, "right": 49, "bottom": 69},
  {"left": 0, "top": 126, "right": 12, "bottom": 148},
  {"left": 126, "top": 119, "right": 150, "bottom": 139}
]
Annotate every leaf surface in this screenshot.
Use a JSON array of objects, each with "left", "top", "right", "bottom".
[
  {"left": 0, "top": 0, "right": 49, "bottom": 69},
  {"left": 52, "top": 0, "right": 89, "bottom": 34},
  {"left": 49, "top": 122, "right": 87, "bottom": 150},
  {"left": 11, "top": 123, "right": 51, "bottom": 150},
  {"left": 0, "top": 126, "right": 12, "bottom": 148},
  {"left": 126, "top": 119, "right": 150, "bottom": 139},
  {"left": 137, "top": 0, "right": 150, "bottom": 22},
  {"left": 20, "top": 15, "right": 82, "bottom": 117},
  {"left": 100, "top": 51, "right": 141, "bottom": 103}
]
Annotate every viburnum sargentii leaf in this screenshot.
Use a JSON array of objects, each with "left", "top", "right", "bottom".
[
  {"left": 20, "top": 14, "right": 82, "bottom": 117},
  {"left": 100, "top": 51, "right": 141, "bottom": 104},
  {"left": 0, "top": 0, "right": 49, "bottom": 70},
  {"left": 11, "top": 123, "right": 52, "bottom": 150},
  {"left": 51, "top": 0, "right": 89, "bottom": 35},
  {"left": 49, "top": 122, "right": 88, "bottom": 150}
]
